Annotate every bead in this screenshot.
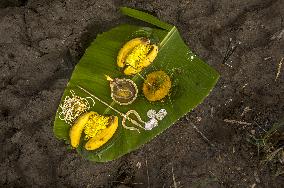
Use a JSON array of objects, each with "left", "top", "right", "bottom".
[
  {"left": 147, "top": 109, "right": 156, "bottom": 119},
  {"left": 144, "top": 118, "right": 158, "bottom": 130},
  {"left": 155, "top": 109, "right": 167, "bottom": 120}
]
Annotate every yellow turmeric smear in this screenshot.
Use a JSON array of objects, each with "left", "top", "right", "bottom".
[
  {"left": 84, "top": 113, "right": 110, "bottom": 140},
  {"left": 125, "top": 44, "right": 151, "bottom": 70}
]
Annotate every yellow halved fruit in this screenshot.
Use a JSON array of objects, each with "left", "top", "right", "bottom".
[
  {"left": 69, "top": 112, "right": 96, "bottom": 148},
  {"left": 85, "top": 116, "right": 118, "bottom": 150},
  {"left": 142, "top": 71, "right": 172, "bottom": 102},
  {"left": 117, "top": 37, "right": 158, "bottom": 75},
  {"left": 69, "top": 111, "right": 118, "bottom": 150}
]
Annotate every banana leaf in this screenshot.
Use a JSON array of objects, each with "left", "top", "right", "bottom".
[{"left": 53, "top": 7, "right": 219, "bottom": 162}]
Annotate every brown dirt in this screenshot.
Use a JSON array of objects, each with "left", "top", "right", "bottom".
[{"left": 1, "top": 0, "right": 284, "bottom": 187}]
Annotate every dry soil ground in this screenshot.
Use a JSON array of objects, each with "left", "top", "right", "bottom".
[{"left": 0, "top": 0, "right": 284, "bottom": 187}]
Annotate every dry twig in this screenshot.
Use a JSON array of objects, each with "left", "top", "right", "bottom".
[
  {"left": 111, "top": 181, "right": 143, "bottom": 185},
  {"left": 224, "top": 119, "right": 252, "bottom": 126},
  {"left": 275, "top": 57, "right": 283, "bottom": 81},
  {"left": 146, "top": 159, "right": 150, "bottom": 188},
  {"left": 190, "top": 123, "right": 215, "bottom": 147},
  {"left": 222, "top": 38, "right": 239, "bottom": 64},
  {"left": 241, "top": 106, "right": 252, "bottom": 116},
  {"left": 172, "top": 166, "right": 178, "bottom": 188}
]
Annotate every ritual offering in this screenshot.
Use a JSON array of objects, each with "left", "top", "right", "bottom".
[{"left": 53, "top": 7, "right": 219, "bottom": 162}]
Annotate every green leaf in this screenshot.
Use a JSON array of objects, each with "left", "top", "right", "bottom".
[
  {"left": 120, "top": 7, "right": 173, "bottom": 31},
  {"left": 53, "top": 8, "right": 219, "bottom": 162}
]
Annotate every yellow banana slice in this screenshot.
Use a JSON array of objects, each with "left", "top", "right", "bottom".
[
  {"left": 117, "top": 37, "right": 158, "bottom": 75},
  {"left": 69, "top": 111, "right": 97, "bottom": 148},
  {"left": 140, "top": 45, "right": 158, "bottom": 68},
  {"left": 69, "top": 111, "right": 119, "bottom": 150},
  {"left": 123, "top": 44, "right": 158, "bottom": 75},
  {"left": 117, "top": 38, "right": 149, "bottom": 68},
  {"left": 85, "top": 116, "right": 118, "bottom": 150}
]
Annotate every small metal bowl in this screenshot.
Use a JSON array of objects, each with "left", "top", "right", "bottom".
[{"left": 108, "top": 77, "right": 138, "bottom": 105}]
